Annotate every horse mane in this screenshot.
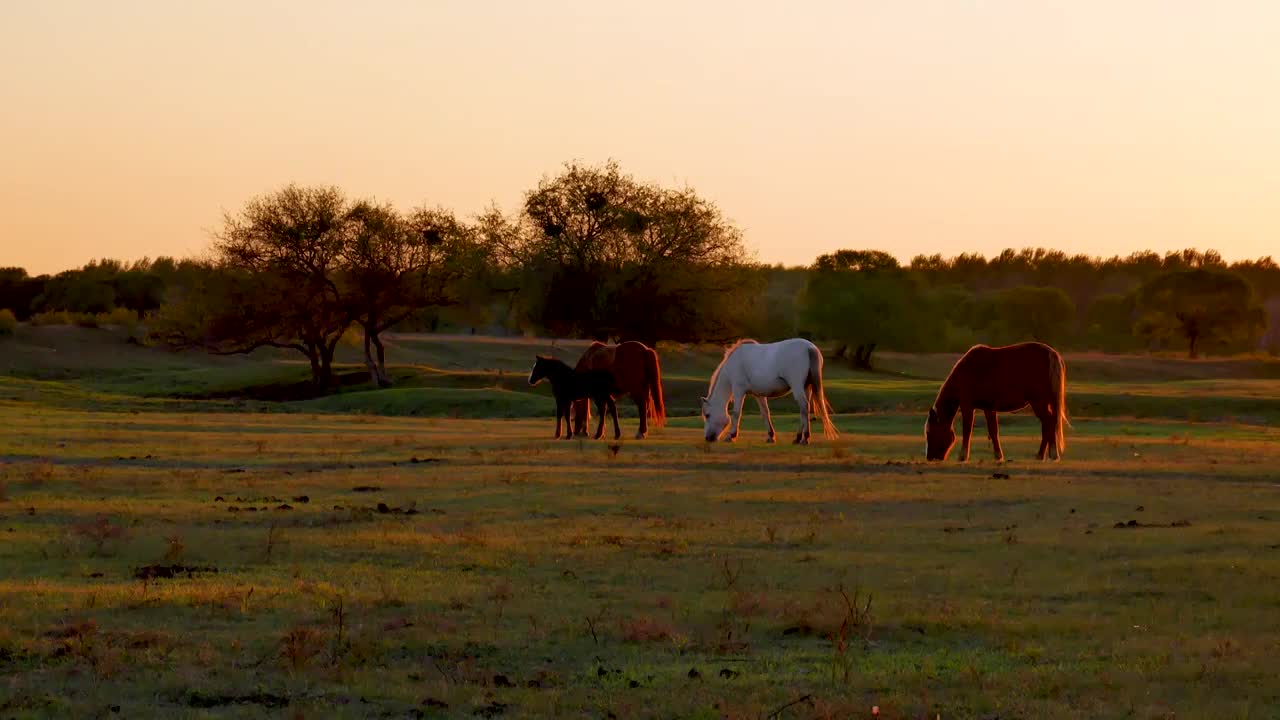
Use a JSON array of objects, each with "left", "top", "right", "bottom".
[
  {"left": 706, "top": 339, "right": 759, "bottom": 396},
  {"left": 932, "top": 348, "right": 974, "bottom": 417}
]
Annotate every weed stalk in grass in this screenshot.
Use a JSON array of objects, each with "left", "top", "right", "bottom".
[
  {"left": 830, "top": 585, "right": 873, "bottom": 685},
  {"left": 489, "top": 580, "right": 514, "bottom": 623},
  {"left": 720, "top": 559, "right": 743, "bottom": 590},
  {"left": 281, "top": 625, "right": 324, "bottom": 673},
  {"left": 328, "top": 594, "right": 346, "bottom": 666},
  {"left": 163, "top": 533, "right": 185, "bottom": 562},
  {"left": 263, "top": 521, "right": 282, "bottom": 563},
  {"left": 585, "top": 605, "right": 608, "bottom": 646}
]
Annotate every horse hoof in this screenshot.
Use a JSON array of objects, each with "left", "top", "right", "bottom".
[
  {"left": 766, "top": 436, "right": 776, "bottom": 444},
  {"left": 635, "top": 432, "right": 647, "bottom": 440}
]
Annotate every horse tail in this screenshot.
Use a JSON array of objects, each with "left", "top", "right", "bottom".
[
  {"left": 807, "top": 343, "right": 838, "bottom": 439},
  {"left": 645, "top": 347, "right": 666, "bottom": 428},
  {"left": 1050, "top": 348, "right": 1069, "bottom": 457}
]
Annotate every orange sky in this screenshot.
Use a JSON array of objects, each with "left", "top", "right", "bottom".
[{"left": 3, "top": 1, "right": 1279, "bottom": 275}]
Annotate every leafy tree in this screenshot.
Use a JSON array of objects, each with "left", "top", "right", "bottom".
[
  {"left": 112, "top": 267, "right": 166, "bottom": 314},
  {"left": 737, "top": 265, "right": 808, "bottom": 340},
  {"left": 0, "top": 268, "right": 46, "bottom": 321},
  {"left": 1134, "top": 268, "right": 1266, "bottom": 358},
  {"left": 1082, "top": 293, "right": 1138, "bottom": 350},
  {"left": 983, "top": 286, "right": 1077, "bottom": 345},
  {"left": 341, "top": 202, "right": 478, "bottom": 386},
  {"left": 201, "top": 185, "right": 353, "bottom": 388},
  {"left": 517, "top": 160, "right": 751, "bottom": 344},
  {"left": 800, "top": 250, "right": 936, "bottom": 368},
  {"left": 24, "top": 259, "right": 166, "bottom": 317},
  {"left": 814, "top": 249, "right": 899, "bottom": 273}
]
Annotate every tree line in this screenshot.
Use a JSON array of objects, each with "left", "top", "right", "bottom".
[
  {"left": 797, "top": 247, "right": 1275, "bottom": 366},
  {"left": 3, "top": 160, "right": 1278, "bottom": 387}
]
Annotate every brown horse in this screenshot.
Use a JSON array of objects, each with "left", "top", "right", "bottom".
[
  {"left": 925, "top": 342, "right": 1068, "bottom": 462},
  {"left": 571, "top": 341, "right": 666, "bottom": 439}
]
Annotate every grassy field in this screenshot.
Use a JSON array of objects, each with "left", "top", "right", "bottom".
[{"left": 2, "top": 327, "right": 1280, "bottom": 718}]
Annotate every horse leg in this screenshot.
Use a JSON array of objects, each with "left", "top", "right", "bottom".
[
  {"left": 984, "top": 409, "right": 1004, "bottom": 461},
  {"left": 791, "top": 386, "right": 811, "bottom": 445},
  {"left": 632, "top": 391, "right": 648, "bottom": 440},
  {"left": 756, "top": 396, "right": 776, "bottom": 444},
  {"left": 592, "top": 397, "right": 606, "bottom": 440},
  {"left": 1031, "top": 403, "right": 1052, "bottom": 459},
  {"left": 609, "top": 397, "right": 621, "bottom": 440},
  {"left": 959, "top": 406, "right": 975, "bottom": 461},
  {"left": 555, "top": 397, "right": 570, "bottom": 438},
  {"left": 724, "top": 389, "right": 747, "bottom": 442},
  {"left": 569, "top": 398, "right": 583, "bottom": 437}
]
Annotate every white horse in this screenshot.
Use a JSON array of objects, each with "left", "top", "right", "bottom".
[{"left": 700, "top": 338, "right": 838, "bottom": 444}]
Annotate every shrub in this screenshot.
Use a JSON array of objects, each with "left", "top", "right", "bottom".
[
  {"left": 99, "top": 307, "right": 139, "bottom": 328},
  {"left": 31, "top": 310, "right": 72, "bottom": 326},
  {"left": 0, "top": 308, "right": 15, "bottom": 337}
]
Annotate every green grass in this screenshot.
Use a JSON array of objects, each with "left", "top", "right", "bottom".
[
  {"left": 2, "top": 410, "right": 1278, "bottom": 718},
  {"left": 2, "top": 327, "right": 1280, "bottom": 717}
]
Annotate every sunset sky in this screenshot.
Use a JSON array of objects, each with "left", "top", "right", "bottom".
[{"left": 3, "top": 1, "right": 1279, "bottom": 275}]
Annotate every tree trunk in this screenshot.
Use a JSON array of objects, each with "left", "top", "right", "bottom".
[
  {"left": 307, "top": 340, "right": 332, "bottom": 391},
  {"left": 362, "top": 325, "right": 392, "bottom": 387},
  {"left": 373, "top": 333, "right": 386, "bottom": 384},
  {"left": 309, "top": 350, "right": 323, "bottom": 389},
  {"left": 315, "top": 340, "right": 338, "bottom": 391},
  {"left": 1188, "top": 332, "right": 1199, "bottom": 359},
  {"left": 851, "top": 343, "right": 876, "bottom": 370}
]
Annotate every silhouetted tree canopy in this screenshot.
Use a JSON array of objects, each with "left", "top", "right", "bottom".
[
  {"left": 156, "top": 185, "right": 481, "bottom": 389},
  {"left": 514, "top": 160, "right": 753, "bottom": 344},
  {"left": 1134, "top": 268, "right": 1265, "bottom": 358},
  {"left": 800, "top": 250, "right": 935, "bottom": 368}
]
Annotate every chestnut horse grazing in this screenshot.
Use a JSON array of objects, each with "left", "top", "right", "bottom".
[
  {"left": 528, "top": 356, "right": 621, "bottom": 440},
  {"left": 925, "top": 342, "right": 1068, "bottom": 462},
  {"left": 571, "top": 341, "right": 666, "bottom": 440},
  {"left": 701, "top": 338, "right": 837, "bottom": 444}
]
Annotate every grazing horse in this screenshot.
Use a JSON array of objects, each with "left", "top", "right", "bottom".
[
  {"left": 701, "top": 338, "right": 838, "bottom": 444},
  {"left": 925, "top": 342, "right": 1068, "bottom": 462},
  {"left": 571, "top": 341, "right": 666, "bottom": 440},
  {"left": 528, "top": 356, "right": 621, "bottom": 440}
]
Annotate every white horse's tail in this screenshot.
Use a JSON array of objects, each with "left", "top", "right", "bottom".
[{"left": 806, "top": 343, "right": 838, "bottom": 439}]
